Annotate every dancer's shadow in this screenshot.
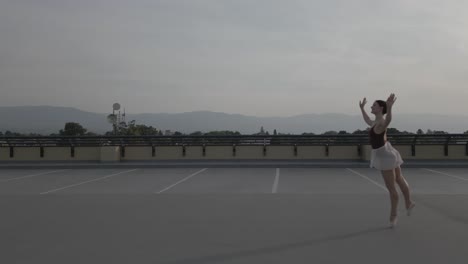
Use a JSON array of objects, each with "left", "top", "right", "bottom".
[{"left": 163, "top": 226, "right": 388, "bottom": 264}]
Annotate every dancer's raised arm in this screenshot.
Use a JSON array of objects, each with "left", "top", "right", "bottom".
[
  {"left": 359, "top": 97, "right": 373, "bottom": 126},
  {"left": 382, "top": 93, "right": 396, "bottom": 128}
]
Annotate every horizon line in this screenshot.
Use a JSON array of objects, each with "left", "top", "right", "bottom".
[{"left": 1, "top": 105, "right": 466, "bottom": 118}]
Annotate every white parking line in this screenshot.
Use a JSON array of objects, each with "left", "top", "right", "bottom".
[
  {"left": 272, "top": 168, "right": 280, "bottom": 193},
  {"left": 346, "top": 168, "right": 387, "bottom": 191},
  {"left": 40, "top": 169, "right": 138, "bottom": 194},
  {"left": 155, "top": 168, "right": 208, "bottom": 194},
  {"left": 0, "top": 170, "right": 69, "bottom": 183},
  {"left": 423, "top": 169, "right": 468, "bottom": 181}
]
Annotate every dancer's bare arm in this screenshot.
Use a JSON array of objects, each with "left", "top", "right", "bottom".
[
  {"left": 383, "top": 93, "right": 396, "bottom": 128},
  {"left": 359, "top": 98, "right": 373, "bottom": 126}
]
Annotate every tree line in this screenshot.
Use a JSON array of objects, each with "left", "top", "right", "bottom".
[{"left": 1, "top": 122, "right": 467, "bottom": 136}]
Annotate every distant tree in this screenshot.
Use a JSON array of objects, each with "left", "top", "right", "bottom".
[
  {"left": 273, "top": 129, "right": 277, "bottom": 136},
  {"left": 202, "top": 131, "right": 242, "bottom": 144},
  {"left": 4, "top": 131, "right": 21, "bottom": 136},
  {"left": 322, "top": 131, "right": 338, "bottom": 135},
  {"left": 464, "top": 130, "right": 468, "bottom": 134},
  {"left": 387, "top": 128, "right": 401, "bottom": 134},
  {"left": 301, "top": 132, "right": 316, "bottom": 135},
  {"left": 158, "top": 130, "right": 163, "bottom": 136},
  {"left": 417, "top": 129, "right": 424, "bottom": 135},
  {"left": 173, "top": 131, "right": 184, "bottom": 136},
  {"left": 338, "top": 130, "right": 348, "bottom": 135},
  {"left": 125, "top": 124, "right": 159, "bottom": 136},
  {"left": 386, "top": 128, "right": 413, "bottom": 135},
  {"left": 189, "top": 131, "right": 203, "bottom": 136},
  {"left": 26, "top": 133, "right": 44, "bottom": 137},
  {"left": 426, "top": 129, "right": 448, "bottom": 134},
  {"left": 107, "top": 114, "right": 117, "bottom": 134},
  {"left": 0, "top": 131, "right": 3, "bottom": 136},
  {"left": 352, "top": 129, "right": 369, "bottom": 135},
  {"left": 85, "top": 132, "right": 99, "bottom": 136},
  {"left": 107, "top": 118, "right": 160, "bottom": 136},
  {"left": 204, "top": 131, "right": 241, "bottom": 136},
  {"left": 59, "top": 122, "right": 88, "bottom": 136}
]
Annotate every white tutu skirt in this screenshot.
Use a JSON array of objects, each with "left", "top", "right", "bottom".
[{"left": 370, "top": 142, "right": 404, "bottom": 170}]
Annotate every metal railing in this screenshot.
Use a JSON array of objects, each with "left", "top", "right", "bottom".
[{"left": 1, "top": 134, "right": 468, "bottom": 147}]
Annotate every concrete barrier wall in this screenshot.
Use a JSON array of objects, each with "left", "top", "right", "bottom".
[
  {"left": 296, "top": 146, "right": 327, "bottom": 159},
  {"left": 14, "top": 147, "right": 41, "bottom": 161},
  {"left": 154, "top": 146, "right": 185, "bottom": 159},
  {"left": 0, "top": 147, "right": 102, "bottom": 161},
  {"left": 123, "top": 146, "right": 240, "bottom": 160},
  {"left": 185, "top": 146, "right": 204, "bottom": 159},
  {"left": 1, "top": 145, "right": 467, "bottom": 162},
  {"left": 39, "top": 147, "right": 70, "bottom": 160},
  {"left": 233, "top": 146, "right": 327, "bottom": 159},
  {"left": 123, "top": 147, "right": 152, "bottom": 160},
  {"left": 266, "top": 146, "right": 298, "bottom": 159},
  {"left": 241, "top": 146, "right": 296, "bottom": 159},
  {"left": 0, "top": 147, "right": 9, "bottom": 160},
  {"left": 124, "top": 146, "right": 340, "bottom": 160},
  {"left": 329, "top": 146, "right": 361, "bottom": 159},
  {"left": 365, "top": 145, "right": 468, "bottom": 160},
  {"left": 135, "top": 146, "right": 183, "bottom": 160},
  {"left": 234, "top": 146, "right": 266, "bottom": 159},
  {"left": 393, "top": 145, "right": 413, "bottom": 159},
  {"left": 205, "top": 146, "right": 236, "bottom": 159},
  {"left": 361, "top": 145, "right": 372, "bottom": 161},
  {"left": 100, "top": 146, "right": 120, "bottom": 162},
  {"left": 39, "top": 147, "right": 101, "bottom": 161},
  {"left": 413, "top": 145, "right": 445, "bottom": 159},
  {"left": 123, "top": 146, "right": 351, "bottom": 160},
  {"left": 448, "top": 145, "right": 468, "bottom": 159},
  {"left": 4, "top": 147, "right": 41, "bottom": 161},
  {"left": 411, "top": 145, "right": 468, "bottom": 160},
  {"left": 76, "top": 147, "right": 101, "bottom": 161}
]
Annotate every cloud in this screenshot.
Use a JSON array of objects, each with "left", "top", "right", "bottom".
[{"left": 1, "top": 0, "right": 467, "bottom": 116}]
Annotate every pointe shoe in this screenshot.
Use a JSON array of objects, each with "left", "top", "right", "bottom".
[
  {"left": 390, "top": 215, "right": 398, "bottom": 228},
  {"left": 406, "top": 203, "right": 416, "bottom": 216}
]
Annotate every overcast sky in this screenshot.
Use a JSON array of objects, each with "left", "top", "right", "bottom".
[{"left": 1, "top": 0, "right": 467, "bottom": 116}]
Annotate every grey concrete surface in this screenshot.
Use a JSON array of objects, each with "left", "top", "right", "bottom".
[
  {"left": 0, "top": 167, "right": 467, "bottom": 264},
  {"left": 1, "top": 159, "right": 468, "bottom": 169}
]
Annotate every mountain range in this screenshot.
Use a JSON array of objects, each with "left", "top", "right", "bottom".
[{"left": 0, "top": 106, "right": 467, "bottom": 134}]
